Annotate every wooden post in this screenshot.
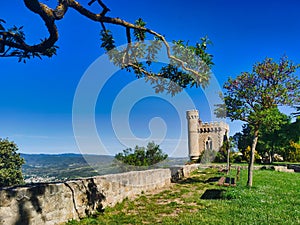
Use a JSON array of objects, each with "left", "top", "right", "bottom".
[{"left": 236, "top": 166, "right": 241, "bottom": 181}]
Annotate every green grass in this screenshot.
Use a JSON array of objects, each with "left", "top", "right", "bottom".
[{"left": 66, "top": 168, "right": 300, "bottom": 225}]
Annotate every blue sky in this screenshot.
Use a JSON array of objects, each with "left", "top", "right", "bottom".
[{"left": 1, "top": 0, "right": 300, "bottom": 156}]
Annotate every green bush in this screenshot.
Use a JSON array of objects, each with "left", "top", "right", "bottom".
[
  {"left": 231, "top": 153, "right": 243, "bottom": 163},
  {"left": 115, "top": 142, "right": 168, "bottom": 167},
  {"left": 199, "top": 150, "right": 218, "bottom": 164},
  {"left": 0, "top": 138, "right": 25, "bottom": 187}
]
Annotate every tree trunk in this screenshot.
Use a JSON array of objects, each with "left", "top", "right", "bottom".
[
  {"left": 247, "top": 129, "right": 259, "bottom": 187},
  {"left": 227, "top": 145, "right": 230, "bottom": 175}
]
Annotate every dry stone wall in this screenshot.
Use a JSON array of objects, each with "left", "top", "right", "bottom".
[{"left": 0, "top": 165, "right": 199, "bottom": 225}]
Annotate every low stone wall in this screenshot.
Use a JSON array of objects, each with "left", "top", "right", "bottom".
[
  {"left": 199, "top": 164, "right": 299, "bottom": 173},
  {"left": 170, "top": 164, "right": 200, "bottom": 182},
  {"left": 0, "top": 165, "right": 199, "bottom": 225}
]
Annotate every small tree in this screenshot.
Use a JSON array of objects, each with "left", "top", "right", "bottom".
[
  {"left": 216, "top": 57, "right": 300, "bottom": 187},
  {"left": 115, "top": 142, "right": 167, "bottom": 167},
  {"left": 0, "top": 138, "right": 25, "bottom": 187}
]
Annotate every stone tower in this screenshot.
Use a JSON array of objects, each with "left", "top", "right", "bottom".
[
  {"left": 186, "top": 110, "right": 229, "bottom": 161},
  {"left": 186, "top": 110, "right": 201, "bottom": 161}
]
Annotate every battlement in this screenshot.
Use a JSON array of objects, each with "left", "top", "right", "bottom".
[
  {"left": 198, "top": 121, "right": 229, "bottom": 133},
  {"left": 200, "top": 120, "right": 228, "bottom": 127},
  {"left": 186, "top": 110, "right": 199, "bottom": 120}
]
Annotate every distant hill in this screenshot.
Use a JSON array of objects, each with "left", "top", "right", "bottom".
[
  {"left": 21, "top": 153, "right": 189, "bottom": 183},
  {"left": 21, "top": 153, "right": 114, "bottom": 167},
  {"left": 21, "top": 153, "right": 116, "bottom": 182}
]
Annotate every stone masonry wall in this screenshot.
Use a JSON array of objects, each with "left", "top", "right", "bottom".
[{"left": 0, "top": 165, "right": 199, "bottom": 225}]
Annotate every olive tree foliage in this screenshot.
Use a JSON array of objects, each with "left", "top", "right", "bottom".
[
  {"left": 216, "top": 57, "right": 300, "bottom": 187},
  {"left": 0, "top": 0, "right": 214, "bottom": 95},
  {"left": 0, "top": 138, "right": 25, "bottom": 187},
  {"left": 115, "top": 142, "right": 167, "bottom": 168}
]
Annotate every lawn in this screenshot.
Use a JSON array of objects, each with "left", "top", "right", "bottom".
[{"left": 66, "top": 168, "right": 300, "bottom": 225}]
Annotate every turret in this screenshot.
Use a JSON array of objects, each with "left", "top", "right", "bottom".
[{"left": 186, "top": 110, "right": 200, "bottom": 161}]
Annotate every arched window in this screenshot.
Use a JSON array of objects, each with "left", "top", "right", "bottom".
[{"left": 205, "top": 137, "right": 213, "bottom": 150}]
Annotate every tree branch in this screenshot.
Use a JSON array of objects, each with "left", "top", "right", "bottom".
[
  {"left": 0, "top": 0, "right": 211, "bottom": 88},
  {"left": 0, "top": 0, "right": 59, "bottom": 55}
]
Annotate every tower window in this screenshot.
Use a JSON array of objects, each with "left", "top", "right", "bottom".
[{"left": 205, "top": 137, "right": 213, "bottom": 150}]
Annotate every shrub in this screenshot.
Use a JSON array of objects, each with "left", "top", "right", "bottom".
[
  {"left": 0, "top": 138, "right": 25, "bottom": 187},
  {"left": 287, "top": 141, "right": 300, "bottom": 162},
  {"left": 199, "top": 150, "right": 218, "bottom": 164},
  {"left": 243, "top": 146, "right": 262, "bottom": 163},
  {"left": 115, "top": 142, "right": 168, "bottom": 167},
  {"left": 231, "top": 152, "right": 243, "bottom": 163}
]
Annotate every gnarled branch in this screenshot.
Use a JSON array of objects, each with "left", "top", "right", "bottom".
[{"left": 0, "top": 0, "right": 213, "bottom": 94}]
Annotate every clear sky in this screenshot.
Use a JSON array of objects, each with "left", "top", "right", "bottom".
[{"left": 1, "top": 0, "right": 300, "bottom": 156}]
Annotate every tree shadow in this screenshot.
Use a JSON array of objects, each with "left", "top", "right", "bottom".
[
  {"left": 178, "top": 175, "right": 222, "bottom": 185},
  {"left": 4, "top": 179, "right": 107, "bottom": 224},
  {"left": 3, "top": 184, "right": 46, "bottom": 225},
  {"left": 85, "top": 178, "right": 106, "bottom": 216},
  {"left": 15, "top": 200, "right": 29, "bottom": 225},
  {"left": 200, "top": 189, "right": 224, "bottom": 200},
  {"left": 177, "top": 177, "right": 206, "bottom": 184},
  {"left": 205, "top": 177, "right": 222, "bottom": 183}
]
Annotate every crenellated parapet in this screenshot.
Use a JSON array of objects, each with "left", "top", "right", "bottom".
[
  {"left": 198, "top": 121, "right": 229, "bottom": 134},
  {"left": 186, "top": 109, "right": 199, "bottom": 121}
]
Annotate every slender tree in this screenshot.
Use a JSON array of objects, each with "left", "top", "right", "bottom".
[{"left": 216, "top": 57, "right": 300, "bottom": 187}]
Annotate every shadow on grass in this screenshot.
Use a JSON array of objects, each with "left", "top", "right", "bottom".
[
  {"left": 200, "top": 189, "right": 225, "bottom": 200},
  {"left": 205, "top": 177, "right": 221, "bottom": 183},
  {"left": 178, "top": 176, "right": 222, "bottom": 185},
  {"left": 177, "top": 177, "right": 206, "bottom": 184}
]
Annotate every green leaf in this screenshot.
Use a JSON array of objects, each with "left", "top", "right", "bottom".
[{"left": 133, "top": 18, "right": 146, "bottom": 41}]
